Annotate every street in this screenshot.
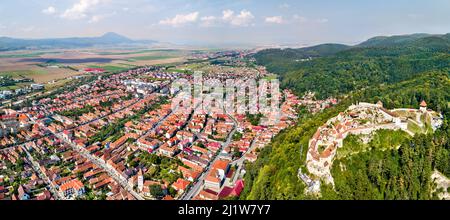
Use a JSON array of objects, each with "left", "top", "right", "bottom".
[{"left": 181, "top": 110, "right": 238, "bottom": 200}]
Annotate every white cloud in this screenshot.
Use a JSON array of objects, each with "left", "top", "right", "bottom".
[
  {"left": 61, "top": 0, "right": 109, "bottom": 20},
  {"left": 265, "top": 16, "right": 284, "bottom": 24},
  {"left": 222, "top": 10, "right": 255, "bottom": 27},
  {"left": 42, "top": 6, "right": 57, "bottom": 15},
  {"left": 159, "top": 12, "right": 199, "bottom": 27},
  {"left": 222, "top": 10, "right": 234, "bottom": 21},
  {"left": 89, "top": 15, "right": 105, "bottom": 23},
  {"left": 200, "top": 16, "right": 218, "bottom": 27},
  {"left": 293, "top": 14, "right": 308, "bottom": 23}
]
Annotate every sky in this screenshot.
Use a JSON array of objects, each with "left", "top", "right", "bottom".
[{"left": 0, "top": 0, "right": 449, "bottom": 46}]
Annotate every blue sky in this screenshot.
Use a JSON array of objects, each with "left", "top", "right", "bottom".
[{"left": 0, "top": 0, "right": 449, "bottom": 46}]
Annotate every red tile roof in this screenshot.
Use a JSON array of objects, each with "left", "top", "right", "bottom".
[
  {"left": 60, "top": 179, "right": 84, "bottom": 192},
  {"left": 172, "top": 178, "right": 190, "bottom": 192}
]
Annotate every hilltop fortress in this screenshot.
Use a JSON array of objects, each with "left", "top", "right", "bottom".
[{"left": 303, "top": 101, "right": 444, "bottom": 189}]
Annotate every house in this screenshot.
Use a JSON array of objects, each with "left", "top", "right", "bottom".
[
  {"left": 212, "top": 159, "right": 230, "bottom": 178},
  {"left": 165, "top": 128, "right": 177, "bottom": 139},
  {"left": 18, "top": 185, "right": 30, "bottom": 200},
  {"left": 59, "top": 179, "right": 85, "bottom": 199},
  {"left": 30, "top": 84, "right": 45, "bottom": 90},
  {"left": 36, "top": 190, "right": 52, "bottom": 200},
  {"left": 110, "top": 135, "right": 130, "bottom": 149},
  {"left": 171, "top": 178, "right": 190, "bottom": 193},
  {"left": 218, "top": 179, "right": 244, "bottom": 199},
  {"left": 206, "top": 142, "right": 221, "bottom": 152},
  {"left": 195, "top": 189, "right": 219, "bottom": 200},
  {"left": 245, "top": 153, "right": 257, "bottom": 162},
  {"left": 62, "top": 130, "right": 73, "bottom": 141},
  {"left": 204, "top": 159, "right": 230, "bottom": 192},
  {"left": 84, "top": 68, "right": 105, "bottom": 74},
  {"left": 159, "top": 144, "right": 177, "bottom": 157},
  {"left": 163, "top": 195, "right": 174, "bottom": 200},
  {"left": 137, "top": 138, "right": 160, "bottom": 152},
  {"left": 177, "top": 139, "right": 191, "bottom": 150},
  {"left": 178, "top": 166, "right": 201, "bottom": 182},
  {"left": 192, "top": 145, "right": 209, "bottom": 156},
  {"left": 167, "top": 137, "right": 180, "bottom": 147}
]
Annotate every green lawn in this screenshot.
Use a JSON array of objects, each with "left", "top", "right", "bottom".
[
  {"left": 407, "top": 120, "right": 424, "bottom": 134},
  {"left": 338, "top": 129, "right": 409, "bottom": 159},
  {"left": 129, "top": 55, "right": 176, "bottom": 61},
  {"left": 0, "top": 85, "right": 20, "bottom": 91},
  {"left": 0, "top": 70, "right": 48, "bottom": 78},
  {"left": 262, "top": 74, "right": 278, "bottom": 80},
  {"left": 45, "top": 78, "right": 72, "bottom": 91},
  {"left": 87, "top": 65, "right": 131, "bottom": 73},
  {"left": 97, "top": 49, "right": 181, "bottom": 56},
  {"left": 0, "top": 51, "right": 61, "bottom": 58}
]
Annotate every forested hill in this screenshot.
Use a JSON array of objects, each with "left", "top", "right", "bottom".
[
  {"left": 241, "top": 71, "right": 450, "bottom": 200},
  {"left": 241, "top": 33, "right": 450, "bottom": 200},
  {"left": 253, "top": 33, "right": 450, "bottom": 99}
]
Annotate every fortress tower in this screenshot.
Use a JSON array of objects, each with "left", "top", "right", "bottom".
[{"left": 420, "top": 100, "right": 427, "bottom": 113}]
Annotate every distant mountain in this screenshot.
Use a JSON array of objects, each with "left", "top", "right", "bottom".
[
  {"left": 253, "top": 32, "right": 450, "bottom": 98},
  {"left": 358, "top": 33, "right": 433, "bottom": 47},
  {"left": 257, "top": 43, "right": 350, "bottom": 59},
  {"left": 0, "top": 32, "right": 158, "bottom": 51},
  {"left": 254, "top": 33, "right": 450, "bottom": 65}
]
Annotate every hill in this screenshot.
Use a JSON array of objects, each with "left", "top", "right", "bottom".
[
  {"left": 358, "top": 33, "right": 433, "bottom": 47},
  {"left": 0, "top": 32, "right": 157, "bottom": 51},
  {"left": 253, "top": 33, "right": 450, "bottom": 99},
  {"left": 241, "top": 71, "right": 450, "bottom": 200},
  {"left": 242, "top": 33, "right": 450, "bottom": 200}
]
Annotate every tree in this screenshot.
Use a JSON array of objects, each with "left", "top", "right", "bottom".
[
  {"left": 149, "top": 184, "right": 165, "bottom": 199},
  {"left": 168, "top": 187, "right": 177, "bottom": 197}
]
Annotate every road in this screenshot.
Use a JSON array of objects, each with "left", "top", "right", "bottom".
[
  {"left": 135, "top": 104, "right": 179, "bottom": 143},
  {"left": 1, "top": 95, "right": 145, "bottom": 150},
  {"left": 181, "top": 111, "right": 238, "bottom": 200},
  {"left": 228, "top": 133, "right": 261, "bottom": 184},
  {"left": 21, "top": 146, "right": 65, "bottom": 200},
  {"left": 53, "top": 131, "right": 145, "bottom": 200},
  {"left": 28, "top": 102, "right": 147, "bottom": 200}
]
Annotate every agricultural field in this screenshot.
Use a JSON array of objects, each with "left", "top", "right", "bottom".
[{"left": 0, "top": 48, "right": 194, "bottom": 84}]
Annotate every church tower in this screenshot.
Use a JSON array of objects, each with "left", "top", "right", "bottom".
[{"left": 137, "top": 169, "right": 144, "bottom": 192}]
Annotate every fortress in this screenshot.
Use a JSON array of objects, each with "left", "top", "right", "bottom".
[{"left": 304, "top": 101, "right": 443, "bottom": 187}]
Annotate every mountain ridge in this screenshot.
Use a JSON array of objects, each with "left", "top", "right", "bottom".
[{"left": 0, "top": 32, "right": 157, "bottom": 51}]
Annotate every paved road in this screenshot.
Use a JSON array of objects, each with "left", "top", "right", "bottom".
[
  {"left": 228, "top": 133, "right": 261, "bottom": 184},
  {"left": 1, "top": 95, "right": 145, "bottom": 151},
  {"left": 181, "top": 111, "right": 238, "bottom": 200},
  {"left": 22, "top": 146, "right": 65, "bottom": 200},
  {"left": 135, "top": 104, "right": 179, "bottom": 143},
  {"left": 28, "top": 107, "right": 146, "bottom": 200},
  {"left": 54, "top": 131, "right": 145, "bottom": 200}
]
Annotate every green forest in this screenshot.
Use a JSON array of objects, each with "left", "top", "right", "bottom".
[
  {"left": 254, "top": 33, "right": 450, "bottom": 99},
  {"left": 241, "top": 33, "right": 450, "bottom": 200}
]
